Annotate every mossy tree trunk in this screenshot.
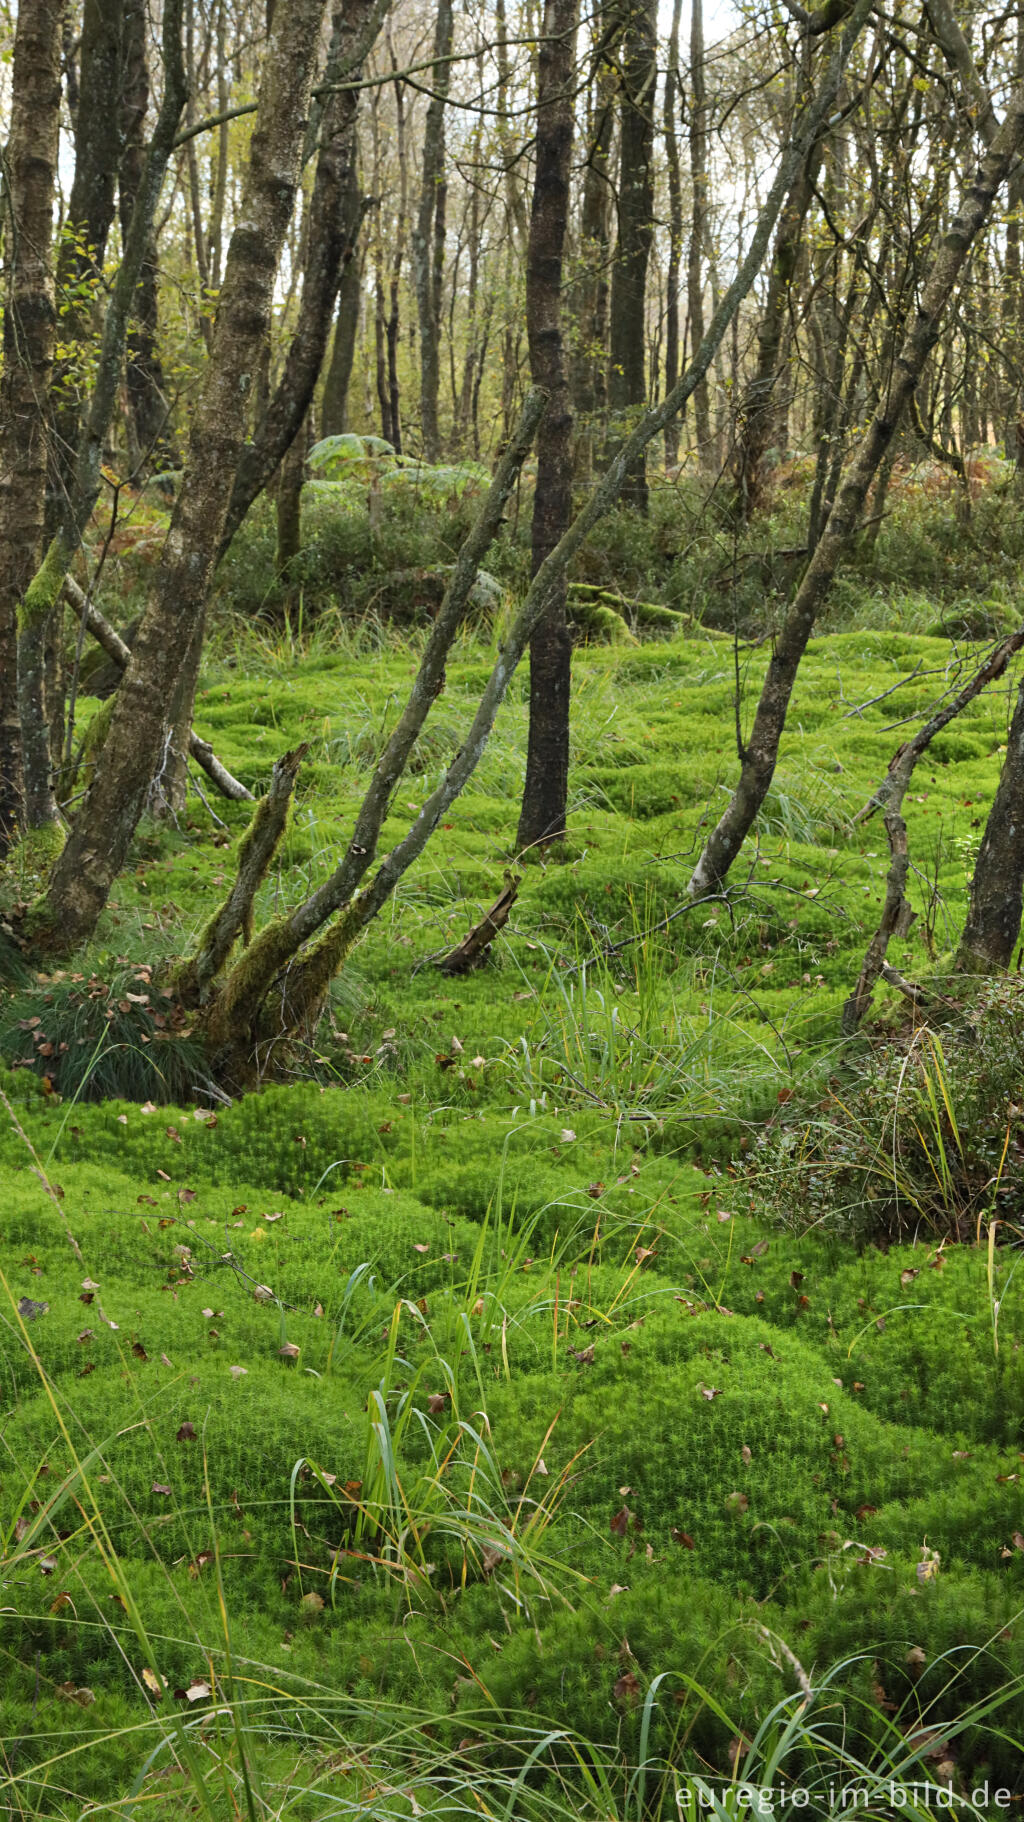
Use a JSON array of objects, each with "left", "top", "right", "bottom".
[
  {"left": 33, "top": 0, "right": 332, "bottom": 954},
  {"left": 517, "top": 0, "right": 578, "bottom": 854},
  {"left": 571, "top": 19, "right": 616, "bottom": 481},
  {"left": 687, "top": 76, "right": 1024, "bottom": 903},
  {"left": 0, "top": 0, "right": 64, "bottom": 851}
]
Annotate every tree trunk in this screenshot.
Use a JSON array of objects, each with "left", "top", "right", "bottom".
[
  {"left": 321, "top": 230, "right": 364, "bottom": 437},
  {"left": 49, "top": 0, "right": 125, "bottom": 527},
  {"left": 687, "top": 0, "right": 711, "bottom": 465},
  {"left": 0, "top": 0, "right": 64, "bottom": 852},
  {"left": 571, "top": 37, "right": 616, "bottom": 480},
  {"left": 730, "top": 66, "right": 822, "bottom": 519},
  {"left": 412, "top": 0, "right": 453, "bottom": 461},
  {"left": 663, "top": 0, "right": 683, "bottom": 470},
  {"left": 217, "top": 0, "right": 378, "bottom": 558},
  {"left": 517, "top": 0, "right": 579, "bottom": 853},
  {"left": 957, "top": 680, "right": 1024, "bottom": 971},
  {"left": 35, "top": 0, "right": 332, "bottom": 953},
  {"left": 119, "top": 0, "right": 178, "bottom": 470},
  {"left": 688, "top": 83, "right": 1024, "bottom": 902},
  {"left": 605, "top": 0, "right": 657, "bottom": 511}
]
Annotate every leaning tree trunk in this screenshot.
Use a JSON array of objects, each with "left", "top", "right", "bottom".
[
  {"left": 688, "top": 81, "right": 1024, "bottom": 902},
  {"left": 516, "top": 0, "right": 579, "bottom": 853},
  {"left": 33, "top": 0, "right": 332, "bottom": 955},
  {"left": 956, "top": 679, "right": 1024, "bottom": 972},
  {"left": 412, "top": 0, "right": 453, "bottom": 462},
  {"left": 0, "top": 0, "right": 64, "bottom": 853},
  {"left": 605, "top": 0, "right": 657, "bottom": 511}
]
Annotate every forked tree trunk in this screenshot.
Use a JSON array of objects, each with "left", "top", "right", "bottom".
[
  {"left": 688, "top": 82, "right": 1024, "bottom": 902},
  {"left": 412, "top": 0, "right": 453, "bottom": 461},
  {"left": 957, "top": 679, "right": 1024, "bottom": 972},
  {"left": 605, "top": 0, "right": 657, "bottom": 511},
  {"left": 34, "top": 0, "right": 332, "bottom": 953},
  {"left": 0, "top": 0, "right": 64, "bottom": 851},
  {"left": 516, "top": 0, "right": 578, "bottom": 853}
]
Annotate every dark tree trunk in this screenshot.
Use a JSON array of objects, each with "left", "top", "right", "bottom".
[
  {"left": 412, "top": 0, "right": 453, "bottom": 461},
  {"left": 0, "top": 0, "right": 64, "bottom": 851},
  {"left": 957, "top": 680, "right": 1024, "bottom": 972},
  {"left": 605, "top": 0, "right": 657, "bottom": 510},
  {"left": 36, "top": 0, "right": 333, "bottom": 953},
  {"left": 517, "top": 0, "right": 579, "bottom": 853},
  {"left": 321, "top": 231, "right": 364, "bottom": 437}
]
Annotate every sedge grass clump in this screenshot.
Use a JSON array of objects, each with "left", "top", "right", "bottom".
[{"left": 752, "top": 992, "right": 1024, "bottom": 1245}]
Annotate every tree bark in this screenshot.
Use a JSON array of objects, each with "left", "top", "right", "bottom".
[
  {"left": 119, "top": 0, "right": 178, "bottom": 471},
  {"left": 321, "top": 226, "right": 364, "bottom": 437},
  {"left": 957, "top": 679, "right": 1024, "bottom": 971},
  {"left": 35, "top": 0, "right": 332, "bottom": 952},
  {"left": 663, "top": 0, "right": 683, "bottom": 470},
  {"left": 516, "top": 0, "right": 578, "bottom": 853},
  {"left": 688, "top": 82, "right": 1024, "bottom": 902},
  {"left": 217, "top": 0, "right": 379, "bottom": 558},
  {"left": 0, "top": 0, "right": 64, "bottom": 851},
  {"left": 571, "top": 34, "right": 616, "bottom": 480},
  {"left": 412, "top": 0, "right": 453, "bottom": 461},
  {"left": 605, "top": 0, "right": 657, "bottom": 510},
  {"left": 686, "top": 0, "right": 711, "bottom": 465}
]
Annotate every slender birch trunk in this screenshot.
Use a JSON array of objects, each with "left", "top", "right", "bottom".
[{"left": 412, "top": 0, "right": 453, "bottom": 461}]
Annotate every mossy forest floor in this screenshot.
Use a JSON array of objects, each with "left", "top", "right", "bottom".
[{"left": 2, "top": 605, "right": 1024, "bottom": 1813}]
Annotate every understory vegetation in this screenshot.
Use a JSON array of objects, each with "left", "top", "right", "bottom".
[{"left": 3, "top": 469, "right": 1024, "bottom": 1816}]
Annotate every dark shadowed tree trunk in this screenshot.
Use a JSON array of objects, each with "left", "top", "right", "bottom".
[
  {"left": 34, "top": 0, "right": 332, "bottom": 952},
  {"left": 412, "top": 0, "right": 453, "bottom": 461},
  {"left": 689, "top": 80, "right": 1024, "bottom": 901},
  {"left": 321, "top": 224, "right": 364, "bottom": 437},
  {"left": 0, "top": 0, "right": 64, "bottom": 852},
  {"left": 605, "top": 0, "right": 657, "bottom": 510},
  {"left": 957, "top": 680, "right": 1024, "bottom": 971},
  {"left": 517, "top": 0, "right": 578, "bottom": 852}
]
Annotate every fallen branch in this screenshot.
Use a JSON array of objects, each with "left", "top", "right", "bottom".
[
  {"left": 437, "top": 874, "right": 520, "bottom": 974},
  {"left": 63, "top": 576, "right": 254, "bottom": 803}
]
